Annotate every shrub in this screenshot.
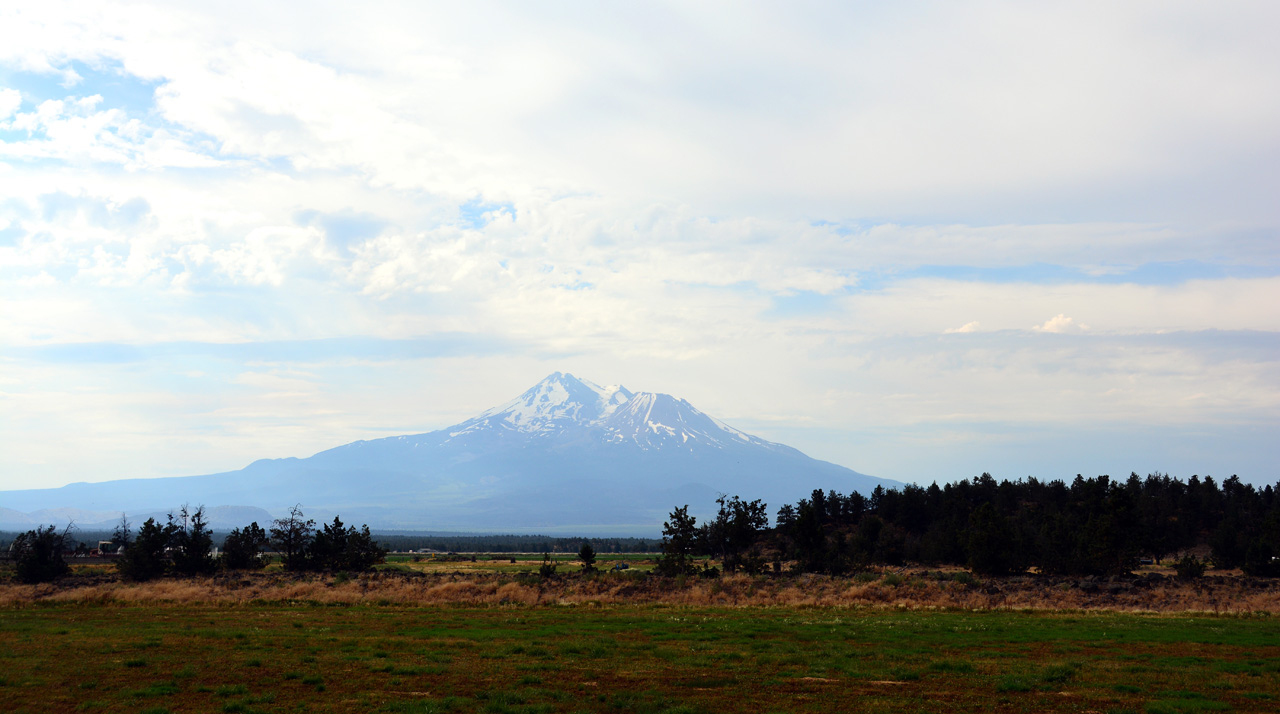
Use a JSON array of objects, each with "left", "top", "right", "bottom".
[
  {"left": 951, "top": 571, "right": 978, "bottom": 587},
  {"left": 538, "top": 553, "right": 557, "bottom": 578},
  {"left": 1172, "top": 554, "right": 1208, "bottom": 580}
]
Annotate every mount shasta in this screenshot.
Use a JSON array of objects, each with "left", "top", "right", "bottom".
[{"left": 1, "top": 373, "right": 898, "bottom": 535}]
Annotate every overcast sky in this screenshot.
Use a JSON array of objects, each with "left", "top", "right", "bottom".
[{"left": 2, "top": 1, "right": 1277, "bottom": 493}]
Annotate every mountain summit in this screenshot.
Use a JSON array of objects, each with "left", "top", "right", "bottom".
[
  {"left": 448, "top": 372, "right": 780, "bottom": 453},
  {"left": 448, "top": 372, "right": 635, "bottom": 441},
  {"left": 0, "top": 373, "right": 898, "bottom": 534}
]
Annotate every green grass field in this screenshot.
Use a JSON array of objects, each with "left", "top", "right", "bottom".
[{"left": 2, "top": 603, "right": 1278, "bottom": 713}]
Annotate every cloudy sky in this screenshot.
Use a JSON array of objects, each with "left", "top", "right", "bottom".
[{"left": 1, "top": 1, "right": 1277, "bottom": 493}]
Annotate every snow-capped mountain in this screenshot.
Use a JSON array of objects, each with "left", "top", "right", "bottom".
[
  {"left": 444, "top": 372, "right": 782, "bottom": 453},
  {"left": 451, "top": 373, "right": 634, "bottom": 439},
  {"left": 0, "top": 373, "right": 898, "bottom": 535}
]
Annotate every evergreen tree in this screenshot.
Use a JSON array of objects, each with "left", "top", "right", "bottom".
[
  {"left": 1209, "top": 515, "right": 1248, "bottom": 570},
  {"left": 343, "top": 524, "right": 387, "bottom": 571},
  {"left": 655, "top": 505, "right": 700, "bottom": 576},
  {"left": 966, "top": 503, "right": 1020, "bottom": 576},
  {"left": 309, "top": 516, "right": 351, "bottom": 570},
  {"left": 578, "top": 542, "right": 597, "bottom": 573},
  {"left": 305, "top": 516, "right": 386, "bottom": 571},
  {"left": 847, "top": 515, "right": 882, "bottom": 570},
  {"left": 791, "top": 498, "right": 829, "bottom": 572},
  {"left": 116, "top": 518, "right": 173, "bottom": 581},
  {"left": 1241, "top": 510, "right": 1280, "bottom": 577},
  {"left": 169, "top": 505, "right": 216, "bottom": 577},
  {"left": 221, "top": 522, "right": 270, "bottom": 570},
  {"left": 704, "top": 495, "right": 768, "bottom": 573},
  {"left": 11, "top": 525, "right": 71, "bottom": 584}
]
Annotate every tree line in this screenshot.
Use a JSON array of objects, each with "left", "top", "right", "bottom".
[
  {"left": 4, "top": 505, "right": 385, "bottom": 584},
  {"left": 656, "top": 473, "right": 1280, "bottom": 577},
  {"left": 9, "top": 473, "right": 1277, "bottom": 583}
]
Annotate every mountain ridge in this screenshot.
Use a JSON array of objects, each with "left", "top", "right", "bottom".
[{"left": 0, "top": 373, "right": 899, "bottom": 535}]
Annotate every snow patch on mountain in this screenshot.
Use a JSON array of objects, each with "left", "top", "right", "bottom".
[
  {"left": 439, "top": 372, "right": 789, "bottom": 454},
  {"left": 600, "top": 392, "right": 781, "bottom": 452},
  {"left": 446, "top": 372, "right": 636, "bottom": 440}
]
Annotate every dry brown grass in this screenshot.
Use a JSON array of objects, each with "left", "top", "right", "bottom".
[{"left": 2, "top": 568, "right": 1278, "bottom": 612}]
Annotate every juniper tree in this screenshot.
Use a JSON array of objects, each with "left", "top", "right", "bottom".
[
  {"left": 169, "top": 505, "right": 216, "bottom": 577},
  {"left": 221, "top": 522, "right": 270, "bottom": 570},
  {"left": 309, "top": 516, "right": 386, "bottom": 571},
  {"left": 116, "top": 518, "right": 173, "bottom": 581},
  {"left": 655, "top": 505, "right": 700, "bottom": 576},
  {"left": 11, "top": 525, "right": 71, "bottom": 584},
  {"left": 578, "top": 542, "right": 597, "bottom": 573}
]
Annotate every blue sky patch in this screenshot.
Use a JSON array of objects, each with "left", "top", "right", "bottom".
[
  {"left": 295, "top": 209, "right": 388, "bottom": 250},
  {"left": 1, "top": 60, "right": 161, "bottom": 114},
  {"left": 39, "top": 192, "right": 151, "bottom": 228},
  {"left": 459, "top": 198, "right": 514, "bottom": 229}
]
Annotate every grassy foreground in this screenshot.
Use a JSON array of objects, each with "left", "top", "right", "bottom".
[{"left": 2, "top": 601, "right": 1278, "bottom": 714}]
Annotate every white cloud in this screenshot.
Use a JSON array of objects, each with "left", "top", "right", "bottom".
[
  {"left": 1, "top": 1, "right": 1278, "bottom": 490},
  {"left": 0, "top": 87, "right": 20, "bottom": 119},
  {"left": 3, "top": 2, "right": 1279, "bottom": 221},
  {"left": 1032, "top": 314, "right": 1086, "bottom": 334}
]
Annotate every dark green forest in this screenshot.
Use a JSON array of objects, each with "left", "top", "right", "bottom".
[{"left": 666, "top": 473, "right": 1280, "bottom": 577}]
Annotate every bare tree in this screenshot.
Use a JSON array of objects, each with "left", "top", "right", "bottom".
[{"left": 110, "top": 513, "right": 132, "bottom": 554}]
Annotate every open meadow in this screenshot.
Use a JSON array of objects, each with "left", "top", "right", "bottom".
[
  {"left": 2, "top": 601, "right": 1278, "bottom": 714},
  {"left": 2, "top": 563, "right": 1280, "bottom": 713}
]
